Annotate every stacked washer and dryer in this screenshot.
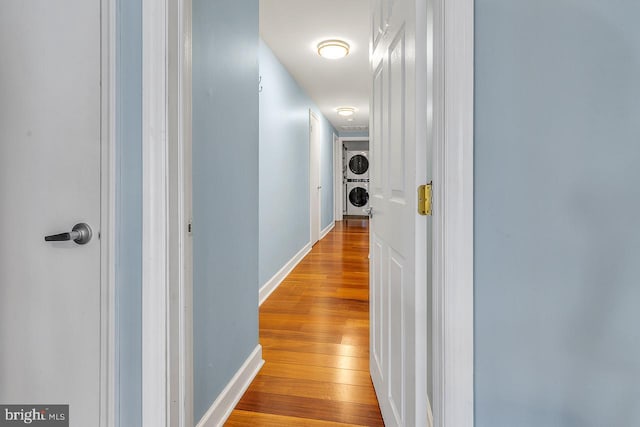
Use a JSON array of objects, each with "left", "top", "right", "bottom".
[{"left": 345, "top": 150, "right": 370, "bottom": 216}]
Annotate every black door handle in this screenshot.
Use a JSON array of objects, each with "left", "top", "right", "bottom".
[
  {"left": 45, "top": 223, "right": 92, "bottom": 245},
  {"left": 45, "top": 232, "right": 74, "bottom": 242}
]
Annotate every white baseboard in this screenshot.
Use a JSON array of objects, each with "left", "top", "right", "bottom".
[
  {"left": 196, "top": 345, "right": 264, "bottom": 427},
  {"left": 319, "top": 221, "right": 335, "bottom": 240},
  {"left": 259, "top": 243, "right": 312, "bottom": 306}
]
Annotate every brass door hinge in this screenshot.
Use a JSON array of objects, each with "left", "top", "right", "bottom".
[{"left": 418, "top": 182, "right": 433, "bottom": 216}]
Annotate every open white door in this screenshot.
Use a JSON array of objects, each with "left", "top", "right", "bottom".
[
  {"left": 0, "top": 1, "right": 107, "bottom": 425},
  {"left": 369, "top": 0, "right": 429, "bottom": 426}
]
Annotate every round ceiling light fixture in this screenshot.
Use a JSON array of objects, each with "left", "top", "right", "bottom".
[
  {"left": 336, "top": 107, "right": 356, "bottom": 117},
  {"left": 317, "top": 39, "right": 350, "bottom": 59}
]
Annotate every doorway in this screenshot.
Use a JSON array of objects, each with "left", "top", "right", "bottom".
[
  {"left": 152, "top": 0, "right": 476, "bottom": 424},
  {"left": 341, "top": 138, "right": 371, "bottom": 218}
]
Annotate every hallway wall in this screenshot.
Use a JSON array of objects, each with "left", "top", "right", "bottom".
[
  {"left": 258, "top": 39, "right": 337, "bottom": 287},
  {"left": 192, "top": 0, "right": 260, "bottom": 422},
  {"left": 339, "top": 130, "right": 369, "bottom": 139},
  {"left": 475, "top": 1, "right": 640, "bottom": 425}
]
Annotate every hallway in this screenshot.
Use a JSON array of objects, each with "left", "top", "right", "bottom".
[{"left": 226, "top": 219, "right": 384, "bottom": 426}]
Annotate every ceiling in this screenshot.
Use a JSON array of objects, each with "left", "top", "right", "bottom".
[{"left": 260, "top": 0, "right": 371, "bottom": 132}]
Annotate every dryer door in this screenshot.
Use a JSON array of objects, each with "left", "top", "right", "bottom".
[
  {"left": 349, "top": 154, "right": 369, "bottom": 176},
  {"left": 347, "top": 185, "right": 370, "bottom": 215},
  {"left": 349, "top": 186, "right": 369, "bottom": 207}
]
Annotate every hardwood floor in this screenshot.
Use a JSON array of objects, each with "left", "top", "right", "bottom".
[{"left": 226, "top": 219, "right": 384, "bottom": 426}]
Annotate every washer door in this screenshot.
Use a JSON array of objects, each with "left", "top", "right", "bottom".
[
  {"left": 349, "top": 154, "right": 369, "bottom": 175},
  {"left": 349, "top": 186, "right": 369, "bottom": 207}
]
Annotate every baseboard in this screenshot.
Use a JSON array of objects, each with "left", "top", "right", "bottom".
[
  {"left": 319, "top": 221, "right": 335, "bottom": 240},
  {"left": 196, "top": 345, "right": 264, "bottom": 427},
  {"left": 259, "top": 243, "right": 312, "bottom": 306}
]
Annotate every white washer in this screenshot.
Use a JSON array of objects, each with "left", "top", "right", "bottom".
[
  {"left": 346, "top": 181, "right": 369, "bottom": 215},
  {"left": 346, "top": 150, "right": 369, "bottom": 180}
]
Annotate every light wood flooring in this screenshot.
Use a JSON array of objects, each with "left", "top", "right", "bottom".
[{"left": 226, "top": 219, "right": 384, "bottom": 426}]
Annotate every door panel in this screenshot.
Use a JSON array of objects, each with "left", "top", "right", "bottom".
[
  {"left": 389, "top": 30, "right": 406, "bottom": 197},
  {"left": 371, "top": 61, "right": 384, "bottom": 194},
  {"left": 0, "top": 2, "right": 103, "bottom": 426},
  {"left": 371, "top": 237, "right": 384, "bottom": 382},
  {"left": 369, "top": 0, "right": 428, "bottom": 425},
  {"left": 388, "top": 250, "right": 405, "bottom": 426},
  {"left": 371, "top": 0, "right": 383, "bottom": 51}
]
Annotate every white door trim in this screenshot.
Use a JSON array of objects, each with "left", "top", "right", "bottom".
[
  {"left": 101, "top": 0, "right": 117, "bottom": 425},
  {"left": 142, "top": 0, "right": 193, "bottom": 425},
  {"left": 178, "top": 2, "right": 194, "bottom": 424},
  {"left": 333, "top": 133, "right": 342, "bottom": 222},
  {"left": 309, "top": 110, "right": 321, "bottom": 244},
  {"left": 431, "top": 0, "right": 474, "bottom": 425},
  {"left": 337, "top": 136, "right": 369, "bottom": 219},
  {"left": 168, "top": 0, "right": 193, "bottom": 425},
  {"left": 141, "top": 0, "right": 170, "bottom": 425}
]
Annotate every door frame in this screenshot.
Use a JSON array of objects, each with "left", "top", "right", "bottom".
[
  {"left": 141, "top": 0, "right": 193, "bottom": 426},
  {"left": 137, "top": 0, "right": 476, "bottom": 425},
  {"left": 102, "top": 0, "right": 117, "bottom": 425},
  {"left": 141, "top": 0, "right": 169, "bottom": 424},
  {"left": 338, "top": 136, "right": 370, "bottom": 219},
  {"left": 430, "top": 0, "right": 474, "bottom": 425},
  {"left": 167, "top": 0, "right": 193, "bottom": 426},
  {"left": 333, "top": 133, "right": 342, "bottom": 221},
  {"left": 309, "top": 110, "right": 321, "bottom": 244}
]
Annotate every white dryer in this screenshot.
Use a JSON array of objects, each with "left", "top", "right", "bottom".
[
  {"left": 346, "top": 181, "right": 369, "bottom": 215},
  {"left": 346, "top": 150, "right": 369, "bottom": 180}
]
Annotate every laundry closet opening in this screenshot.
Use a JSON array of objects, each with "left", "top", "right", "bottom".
[{"left": 342, "top": 139, "right": 371, "bottom": 218}]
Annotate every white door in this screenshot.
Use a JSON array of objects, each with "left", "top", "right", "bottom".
[
  {"left": 369, "top": 0, "right": 429, "bottom": 425},
  {"left": 309, "top": 111, "right": 321, "bottom": 244},
  {"left": 0, "top": 2, "right": 104, "bottom": 426}
]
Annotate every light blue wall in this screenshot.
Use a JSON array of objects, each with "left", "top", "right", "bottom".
[
  {"left": 338, "top": 130, "right": 369, "bottom": 138},
  {"left": 259, "top": 40, "right": 336, "bottom": 286},
  {"left": 192, "top": 0, "right": 259, "bottom": 422},
  {"left": 475, "top": 1, "right": 640, "bottom": 426},
  {"left": 343, "top": 140, "right": 369, "bottom": 151},
  {"left": 115, "top": 0, "right": 142, "bottom": 425}
]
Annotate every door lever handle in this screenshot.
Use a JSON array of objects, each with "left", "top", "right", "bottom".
[
  {"left": 45, "top": 223, "right": 92, "bottom": 245},
  {"left": 364, "top": 207, "right": 373, "bottom": 218}
]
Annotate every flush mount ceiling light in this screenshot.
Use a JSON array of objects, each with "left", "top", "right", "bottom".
[
  {"left": 317, "top": 39, "right": 350, "bottom": 59},
  {"left": 336, "top": 107, "right": 356, "bottom": 117}
]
